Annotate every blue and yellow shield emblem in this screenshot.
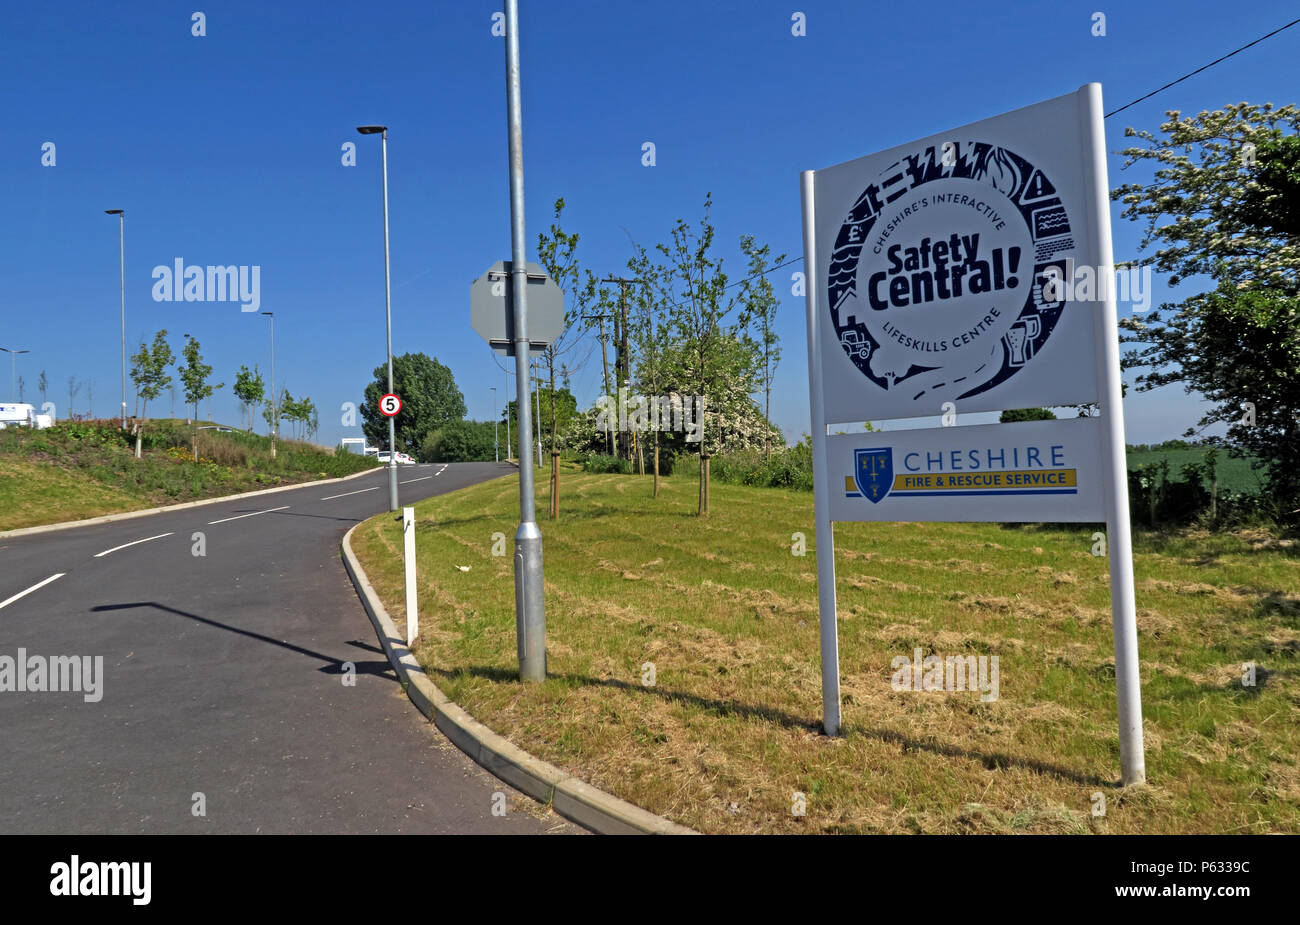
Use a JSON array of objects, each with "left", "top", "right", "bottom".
[{"left": 854, "top": 448, "right": 892, "bottom": 503}]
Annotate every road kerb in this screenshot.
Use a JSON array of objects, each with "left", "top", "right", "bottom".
[
  {"left": 0, "top": 464, "right": 382, "bottom": 540},
  {"left": 341, "top": 521, "right": 696, "bottom": 836}
]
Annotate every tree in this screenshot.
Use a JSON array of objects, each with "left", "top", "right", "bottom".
[
  {"left": 1112, "top": 103, "right": 1300, "bottom": 517},
  {"left": 360, "top": 352, "right": 465, "bottom": 454},
  {"left": 130, "top": 330, "right": 174, "bottom": 421},
  {"left": 232, "top": 364, "right": 265, "bottom": 432},
  {"left": 535, "top": 197, "right": 602, "bottom": 515},
  {"left": 1000, "top": 408, "right": 1057, "bottom": 423},
  {"left": 1111, "top": 102, "right": 1300, "bottom": 289},
  {"left": 178, "top": 336, "right": 215, "bottom": 421},
  {"left": 263, "top": 387, "right": 288, "bottom": 435},
  {"left": 126, "top": 330, "right": 174, "bottom": 457},
  {"left": 737, "top": 235, "right": 785, "bottom": 461},
  {"left": 1237, "top": 134, "right": 1300, "bottom": 237},
  {"left": 66, "top": 376, "right": 81, "bottom": 417},
  {"left": 504, "top": 387, "right": 578, "bottom": 453},
  {"left": 655, "top": 193, "right": 760, "bottom": 514}
]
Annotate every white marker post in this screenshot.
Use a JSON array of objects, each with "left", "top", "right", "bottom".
[{"left": 402, "top": 506, "right": 417, "bottom": 646}]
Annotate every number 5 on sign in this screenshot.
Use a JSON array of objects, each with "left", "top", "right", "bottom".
[{"left": 379, "top": 393, "right": 402, "bottom": 417}]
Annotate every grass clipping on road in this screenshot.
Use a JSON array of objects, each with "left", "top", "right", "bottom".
[{"left": 351, "top": 470, "right": 1299, "bottom": 834}]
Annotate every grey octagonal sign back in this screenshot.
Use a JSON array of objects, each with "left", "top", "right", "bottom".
[{"left": 471, "top": 261, "right": 566, "bottom": 356}]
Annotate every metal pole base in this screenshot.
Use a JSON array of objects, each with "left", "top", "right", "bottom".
[{"left": 514, "top": 521, "right": 546, "bottom": 682}]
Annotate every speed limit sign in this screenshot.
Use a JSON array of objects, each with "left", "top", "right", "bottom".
[{"left": 379, "top": 393, "right": 402, "bottom": 417}]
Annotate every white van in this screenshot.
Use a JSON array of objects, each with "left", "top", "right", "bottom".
[{"left": 0, "top": 403, "right": 53, "bottom": 430}]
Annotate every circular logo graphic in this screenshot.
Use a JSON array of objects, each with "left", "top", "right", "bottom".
[{"left": 828, "top": 142, "right": 1076, "bottom": 405}]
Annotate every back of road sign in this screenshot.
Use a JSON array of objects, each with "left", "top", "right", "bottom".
[{"left": 470, "top": 260, "right": 566, "bottom": 355}]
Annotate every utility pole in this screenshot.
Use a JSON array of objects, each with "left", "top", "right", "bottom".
[
  {"left": 491, "top": 386, "right": 499, "bottom": 462},
  {"left": 581, "top": 312, "right": 614, "bottom": 456},
  {"left": 603, "top": 277, "right": 642, "bottom": 460}
]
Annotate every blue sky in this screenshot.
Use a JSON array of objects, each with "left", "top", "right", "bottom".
[{"left": 2, "top": 0, "right": 1296, "bottom": 448}]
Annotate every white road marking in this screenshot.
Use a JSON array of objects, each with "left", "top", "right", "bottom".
[
  {"left": 0, "top": 573, "right": 66, "bottom": 611},
  {"left": 207, "top": 505, "right": 290, "bottom": 525},
  {"left": 400, "top": 476, "right": 432, "bottom": 484},
  {"left": 320, "top": 486, "right": 380, "bottom": 500},
  {"left": 92, "top": 533, "right": 174, "bottom": 558}
]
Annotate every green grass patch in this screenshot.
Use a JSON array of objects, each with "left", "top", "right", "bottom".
[
  {"left": 351, "top": 469, "right": 1299, "bottom": 834},
  {"left": 0, "top": 419, "right": 378, "bottom": 531}
]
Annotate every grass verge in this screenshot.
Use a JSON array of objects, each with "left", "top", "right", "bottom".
[
  {"left": 350, "top": 469, "right": 1299, "bottom": 834},
  {"left": 0, "top": 419, "right": 377, "bottom": 531}
]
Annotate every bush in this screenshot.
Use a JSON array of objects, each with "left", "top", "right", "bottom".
[
  {"left": 421, "top": 420, "right": 499, "bottom": 462},
  {"left": 579, "top": 453, "right": 632, "bottom": 474}
]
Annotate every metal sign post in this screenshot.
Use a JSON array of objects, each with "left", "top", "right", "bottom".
[
  {"left": 504, "top": 0, "right": 544, "bottom": 683},
  {"left": 801, "top": 83, "right": 1144, "bottom": 784}
]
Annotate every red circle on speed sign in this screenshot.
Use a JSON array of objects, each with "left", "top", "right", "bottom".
[{"left": 379, "top": 393, "right": 402, "bottom": 417}]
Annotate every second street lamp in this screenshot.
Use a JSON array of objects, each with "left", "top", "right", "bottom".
[
  {"left": 357, "top": 124, "right": 399, "bottom": 512},
  {"left": 261, "top": 312, "right": 276, "bottom": 458},
  {"left": 104, "top": 209, "right": 126, "bottom": 429},
  {"left": 0, "top": 347, "right": 30, "bottom": 402}
]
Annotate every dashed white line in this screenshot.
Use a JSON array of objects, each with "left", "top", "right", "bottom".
[
  {"left": 320, "top": 486, "right": 380, "bottom": 501},
  {"left": 400, "top": 476, "right": 432, "bottom": 484},
  {"left": 207, "top": 505, "right": 290, "bottom": 525},
  {"left": 92, "top": 533, "right": 174, "bottom": 558},
  {"left": 0, "top": 573, "right": 66, "bottom": 612}
]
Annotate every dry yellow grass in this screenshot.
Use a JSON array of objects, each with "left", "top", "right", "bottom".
[{"left": 351, "top": 469, "right": 1300, "bottom": 834}]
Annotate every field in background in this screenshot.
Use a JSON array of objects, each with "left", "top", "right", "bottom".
[
  {"left": 1126, "top": 446, "right": 1265, "bottom": 495},
  {"left": 0, "top": 419, "right": 377, "bottom": 531},
  {"left": 351, "top": 468, "right": 1299, "bottom": 834}
]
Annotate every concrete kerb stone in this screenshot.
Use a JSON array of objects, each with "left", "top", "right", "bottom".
[
  {"left": 0, "top": 463, "right": 382, "bottom": 540},
  {"left": 340, "top": 521, "right": 696, "bottom": 836}
]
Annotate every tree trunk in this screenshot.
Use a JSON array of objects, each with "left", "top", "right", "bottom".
[
  {"left": 653, "top": 442, "right": 660, "bottom": 498},
  {"left": 703, "top": 455, "right": 710, "bottom": 514},
  {"left": 550, "top": 452, "right": 560, "bottom": 518},
  {"left": 697, "top": 449, "right": 705, "bottom": 515}
]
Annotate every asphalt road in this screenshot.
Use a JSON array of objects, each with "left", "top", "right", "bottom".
[{"left": 0, "top": 461, "right": 578, "bottom": 834}]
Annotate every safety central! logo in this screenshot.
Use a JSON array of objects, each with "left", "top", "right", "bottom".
[{"left": 827, "top": 142, "right": 1079, "bottom": 410}]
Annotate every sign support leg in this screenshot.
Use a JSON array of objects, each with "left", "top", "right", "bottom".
[
  {"left": 801, "top": 170, "right": 842, "bottom": 736},
  {"left": 1080, "top": 82, "right": 1145, "bottom": 785}
]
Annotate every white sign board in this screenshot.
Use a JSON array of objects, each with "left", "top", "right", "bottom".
[
  {"left": 810, "top": 90, "right": 1102, "bottom": 423},
  {"left": 800, "top": 84, "right": 1145, "bottom": 786},
  {"left": 827, "top": 417, "right": 1104, "bottom": 522}
]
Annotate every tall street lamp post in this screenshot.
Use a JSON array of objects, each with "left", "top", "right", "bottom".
[
  {"left": 0, "top": 347, "right": 29, "bottom": 402},
  {"left": 104, "top": 209, "right": 126, "bottom": 428},
  {"left": 357, "top": 124, "right": 399, "bottom": 512},
  {"left": 261, "top": 312, "right": 276, "bottom": 458}
]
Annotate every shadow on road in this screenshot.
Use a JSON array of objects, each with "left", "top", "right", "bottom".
[{"left": 90, "top": 601, "right": 396, "bottom": 679}]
